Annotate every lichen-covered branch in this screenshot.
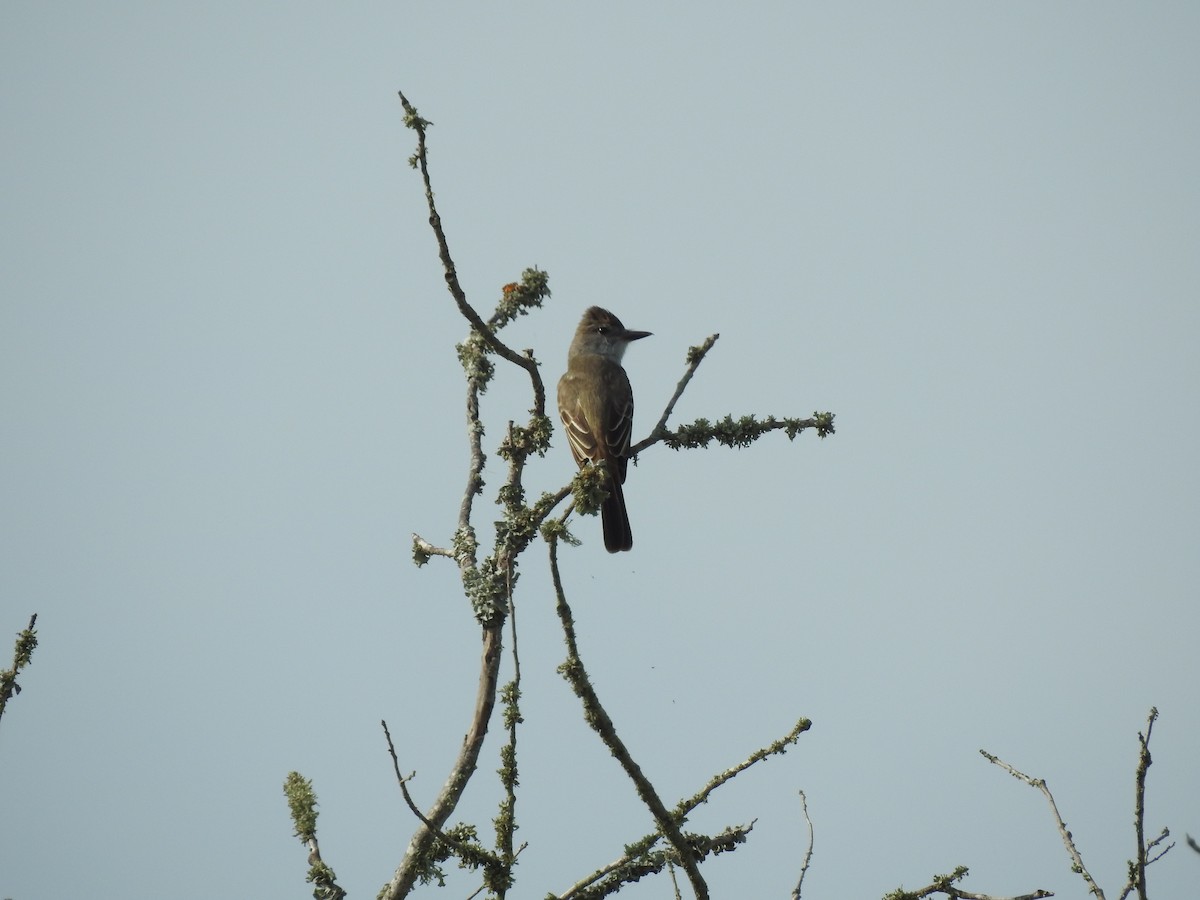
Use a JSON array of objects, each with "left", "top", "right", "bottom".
[
  {"left": 558, "top": 714, "right": 807, "bottom": 900},
  {"left": 0, "top": 613, "right": 38, "bottom": 729},
  {"left": 629, "top": 336, "right": 835, "bottom": 459},
  {"left": 492, "top": 573, "right": 524, "bottom": 899},
  {"left": 882, "top": 866, "right": 1051, "bottom": 900},
  {"left": 559, "top": 824, "right": 754, "bottom": 900},
  {"left": 675, "top": 717, "right": 810, "bottom": 817},
  {"left": 660, "top": 412, "right": 835, "bottom": 451},
  {"left": 283, "top": 772, "right": 348, "bottom": 900}
]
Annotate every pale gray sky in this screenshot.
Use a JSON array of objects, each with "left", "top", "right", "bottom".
[{"left": 2, "top": 4, "right": 1198, "bottom": 899}]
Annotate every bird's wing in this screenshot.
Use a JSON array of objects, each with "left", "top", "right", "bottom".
[
  {"left": 559, "top": 402, "right": 598, "bottom": 468},
  {"left": 602, "top": 367, "right": 634, "bottom": 483}
]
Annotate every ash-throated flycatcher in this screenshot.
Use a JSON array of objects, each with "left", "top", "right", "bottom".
[{"left": 557, "top": 307, "right": 652, "bottom": 553}]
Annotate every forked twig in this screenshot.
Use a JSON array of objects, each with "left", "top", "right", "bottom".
[
  {"left": 1117, "top": 707, "right": 1173, "bottom": 900},
  {"left": 381, "top": 719, "right": 492, "bottom": 863}
]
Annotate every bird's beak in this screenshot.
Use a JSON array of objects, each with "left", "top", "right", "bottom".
[{"left": 623, "top": 329, "right": 652, "bottom": 342}]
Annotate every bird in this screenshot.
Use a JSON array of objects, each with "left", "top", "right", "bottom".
[{"left": 557, "top": 306, "right": 651, "bottom": 552}]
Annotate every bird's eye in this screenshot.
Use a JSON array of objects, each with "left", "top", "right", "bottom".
[{"left": 596, "top": 326, "right": 609, "bottom": 335}]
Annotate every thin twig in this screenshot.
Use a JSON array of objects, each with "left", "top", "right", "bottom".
[
  {"left": 1144, "top": 827, "right": 1172, "bottom": 864},
  {"left": 981, "top": 749, "right": 1102, "bottom": 900},
  {"left": 677, "top": 718, "right": 810, "bottom": 815},
  {"left": 1118, "top": 827, "right": 1174, "bottom": 900},
  {"left": 667, "top": 860, "right": 682, "bottom": 900},
  {"left": 791, "top": 790, "right": 815, "bottom": 900},
  {"left": 631, "top": 335, "right": 719, "bottom": 456},
  {"left": 381, "top": 720, "right": 493, "bottom": 864}
]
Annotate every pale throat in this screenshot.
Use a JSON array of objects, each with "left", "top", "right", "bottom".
[{"left": 573, "top": 334, "right": 629, "bottom": 365}]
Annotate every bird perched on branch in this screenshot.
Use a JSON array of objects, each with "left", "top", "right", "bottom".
[{"left": 557, "top": 307, "right": 651, "bottom": 552}]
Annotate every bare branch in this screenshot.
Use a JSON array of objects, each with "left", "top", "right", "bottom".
[
  {"left": 981, "top": 749, "right": 1102, "bottom": 900},
  {"left": 791, "top": 790, "right": 815, "bottom": 900},
  {"left": 1116, "top": 708, "right": 1173, "bottom": 900},
  {"left": 1144, "top": 828, "right": 1172, "bottom": 865}
]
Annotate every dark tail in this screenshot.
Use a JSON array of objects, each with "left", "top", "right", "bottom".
[{"left": 601, "top": 474, "right": 633, "bottom": 552}]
